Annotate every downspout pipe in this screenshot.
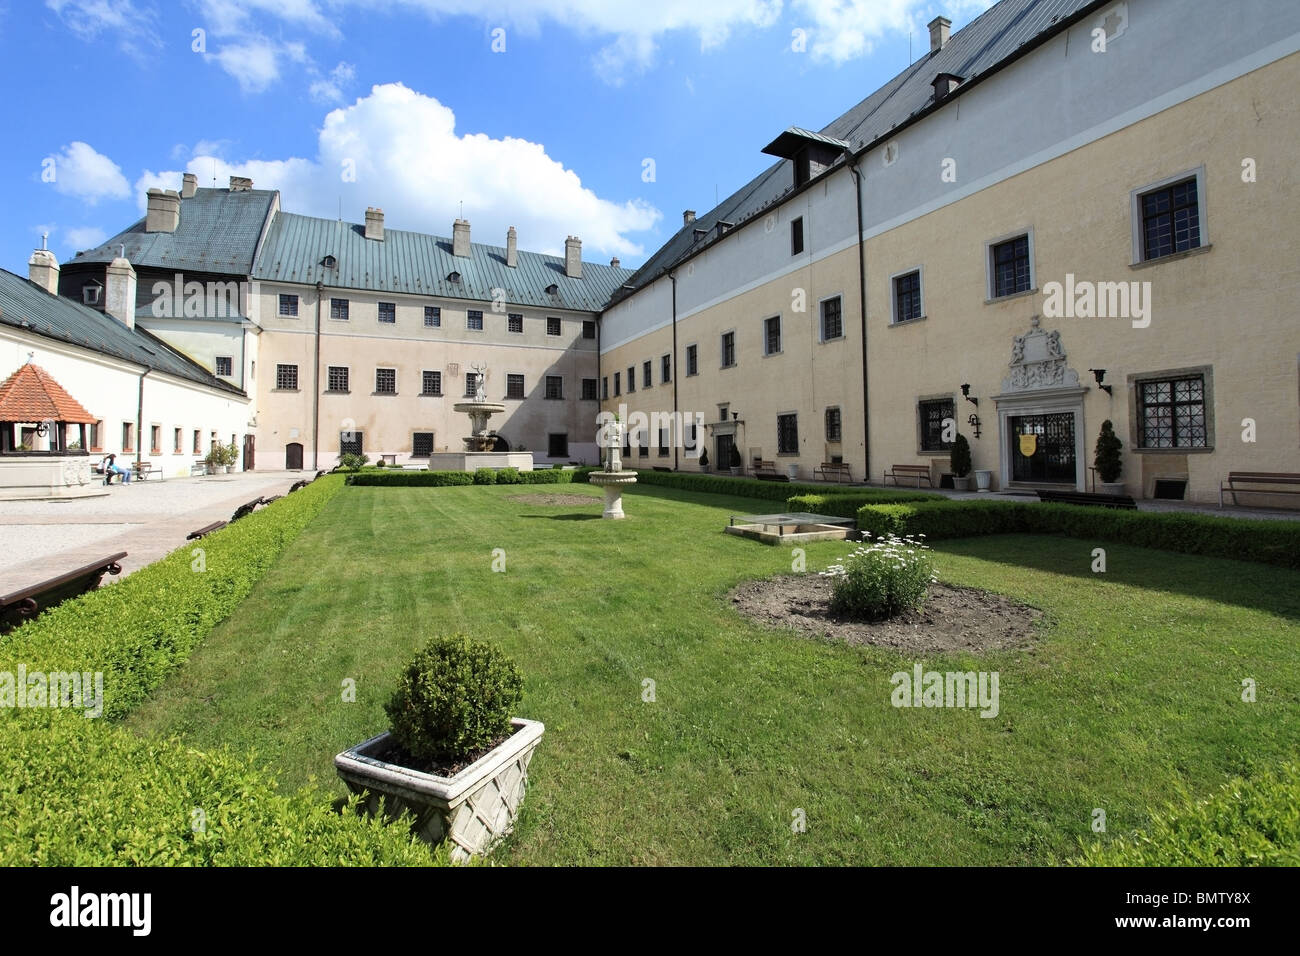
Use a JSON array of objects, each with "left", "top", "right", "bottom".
[
  {"left": 313, "top": 281, "right": 323, "bottom": 471},
  {"left": 846, "top": 155, "right": 870, "bottom": 483},
  {"left": 136, "top": 368, "right": 150, "bottom": 472},
  {"left": 669, "top": 271, "right": 679, "bottom": 470}
]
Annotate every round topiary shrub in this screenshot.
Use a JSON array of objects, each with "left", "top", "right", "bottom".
[
  {"left": 949, "top": 434, "right": 972, "bottom": 478},
  {"left": 385, "top": 635, "right": 523, "bottom": 764},
  {"left": 1094, "top": 419, "right": 1123, "bottom": 484},
  {"left": 473, "top": 467, "right": 496, "bottom": 485}
]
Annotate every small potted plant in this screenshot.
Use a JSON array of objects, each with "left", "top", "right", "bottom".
[
  {"left": 1095, "top": 420, "right": 1124, "bottom": 495},
  {"left": 950, "top": 434, "right": 973, "bottom": 491},
  {"left": 698, "top": 448, "right": 709, "bottom": 472},
  {"left": 335, "top": 634, "right": 544, "bottom": 862},
  {"left": 728, "top": 443, "right": 742, "bottom": 476},
  {"left": 222, "top": 441, "right": 239, "bottom": 473},
  {"left": 203, "top": 446, "right": 221, "bottom": 475}
]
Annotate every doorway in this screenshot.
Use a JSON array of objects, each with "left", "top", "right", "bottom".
[
  {"left": 242, "top": 434, "right": 255, "bottom": 471},
  {"left": 1010, "top": 413, "right": 1076, "bottom": 483},
  {"left": 715, "top": 433, "right": 735, "bottom": 471},
  {"left": 285, "top": 442, "right": 303, "bottom": 470}
]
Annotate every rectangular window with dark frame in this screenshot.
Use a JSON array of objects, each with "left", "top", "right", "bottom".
[
  {"left": 1137, "top": 375, "right": 1208, "bottom": 448},
  {"left": 174, "top": 427, "right": 182, "bottom": 453},
  {"left": 602, "top": 376, "right": 609, "bottom": 400},
  {"left": 546, "top": 316, "right": 562, "bottom": 336},
  {"left": 215, "top": 355, "right": 233, "bottom": 377},
  {"left": 614, "top": 372, "right": 621, "bottom": 396},
  {"left": 658, "top": 428, "right": 669, "bottom": 457},
  {"left": 339, "top": 430, "right": 363, "bottom": 456},
  {"left": 777, "top": 413, "right": 799, "bottom": 454},
  {"left": 894, "top": 271, "right": 922, "bottom": 323},
  {"left": 424, "top": 306, "right": 441, "bottom": 327},
  {"left": 278, "top": 294, "right": 298, "bottom": 317},
  {"left": 467, "top": 309, "right": 484, "bottom": 331},
  {"left": 825, "top": 407, "right": 842, "bottom": 442},
  {"left": 330, "top": 298, "right": 349, "bottom": 320},
  {"left": 412, "top": 432, "right": 434, "bottom": 458},
  {"left": 638, "top": 430, "right": 648, "bottom": 458},
  {"left": 919, "top": 398, "right": 955, "bottom": 452},
  {"left": 627, "top": 366, "right": 635, "bottom": 392},
  {"left": 661, "top": 354, "right": 671, "bottom": 384},
  {"left": 375, "top": 368, "right": 396, "bottom": 394},
  {"left": 507, "top": 373, "right": 525, "bottom": 399},
  {"left": 1140, "top": 178, "right": 1201, "bottom": 261},
  {"left": 122, "top": 422, "right": 134, "bottom": 453},
  {"left": 764, "top": 316, "right": 781, "bottom": 355},
  {"left": 991, "top": 235, "right": 1031, "bottom": 298},
  {"left": 642, "top": 360, "right": 652, "bottom": 388},
  {"left": 721, "top": 331, "right": 736, "bottom": 368},
  {"left": 548, "top": 433, "right": 569, "bottom": 458},
  {"left": 507, "top": 313, "right": 524, "bottom": 334},
  {"left": 378, "top": 302, "right": 396, "bottom": 324},
  {"left": 545, "top": 375, "right": 563, "bottom": 400},
  {"left": 791, "top": 217, "right": 804, "bottom": 256},
  {"left": 686, "top": 344, "right": 698, "bottom": 376},
  {"left": 465, "top": 372, "right": 480, "bottom": 397},
  {"left": 820, "top": 297, "right": 842, "bottom": 341},
  {"left": 581, "top": 378, "right": 598, "bottom": 401},
  {"left": 582, "top": 320, "right": 596, "bottom": 339},
  {"left": 192, "top": 429, "right": 200, "bottom": 454},
  {"left": 421, "top": 370, "right": 442, "bottom": 396},
  {"left": 275, "top": 364, "right": 298, "bottom": 390},
  {"left": 150, "top": 425, "right": 161, "bottom": 454},
  {"left": 327, "top": 366, "right": 349, "bottom": 393}
]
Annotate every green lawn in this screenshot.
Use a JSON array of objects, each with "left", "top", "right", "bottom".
[{"left": 126, "top": 484, "right": 1300, "bottom": 865}]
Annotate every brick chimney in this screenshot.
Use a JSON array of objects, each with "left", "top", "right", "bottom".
[
  {"left": 610, "top": 257, "right": 621, "bottom": 268},
  {"left": 506, "top": 226, "right": 518, "bottom": 267},
  {"left": 181, "top": 173, "right": 198, "bottom": 198},
  {"left": 229, "top": 175, "right": 253, "bottom": 191},
  {"left": 365, "top": 207, "right": 384, "bottom": 241},
  {"left": 929, "top": 16, "right": 951, "bottom": 54},
  {"left": 28, "top": 240, "right": 59, "bottom": 295},
  {"left": 453, "top": 218, "right": 471, "bottom": 257},
  {"left": 145, "top": 189, "right": 181, "bottom": 233},
  {"left": 565, "top": 236, "right": 582, "bottom": 279},
  {"left": 105, "top": 255, "right": 137, "bottom": 330},
  {"left": 683, "top": 210, "right": 696, "bottom": 226}
]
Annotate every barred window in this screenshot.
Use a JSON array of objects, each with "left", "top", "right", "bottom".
[
  {"left": 919, "top": 398, "right": 954, "bottom": 452},
  {"left": 546, "top": 316, "right": 562, "bottom": 336},
  {"left": 339, "top": 429, "right": 363, "bottom": 455},
  {"left": 602, "top": 377, "right": 609, "bottom": 400},
  {"left": 375, "top": 368, "right": 396, "bottom": 394},
  {"left": 825, "top": 407, "right": 842, "bottom": 442},
  {"left": 1137, "top": 375, "right": 1207, "bottom": 448},
  {"left": 583, "top": 320, "right": 596, "bottom": 339},
  {"left": 548, "top": 434, "right": 569, "bottom": 458},
  {"left": 658, "top": 428, "right": 670, "bottom": 457},
  {"left": 1141, "top": 179, "right": 1201, "bottom": 261},
  {"left": 278, "top": 294, "right": 298, "bottom": 317},
  {"left": 275, "top": 364, "right": 298, "bottom": 390},
  {"left": 424, "top": 306, "right": 441, "bottom": 327},
  {"left": 643, "top": 360, "right": 652, "bottom": 388},
  {"left": 215, "top": 356, "right": 233, "bottom": 377},
  {"left": 894, "top": 271, "right": 921, "bottom": 323},
  {"left": 777, "top": 413, "right": 799, "bottom": 454},
  {"left": 614, "top": 372, "right": 621, "bottom": 396},
  {"left": 820, "top": 297, "right": 843, "bottom": 341},
  {"left": 421, "top": 371, "right": 441, "bottom": 396},
  {"left": 412, "top": 432, "right": 434, "bottom": 457},
  {"left": 991, "top": 236, "right": 1031, "bottom": 297},
  {"left": 327, "top": 366, "right": 349, "bottom": 392},
  {"left": 627, "top": 366, "right": 636, "bottom": 392},
  {"left": 545, "top": 375, "right": 563, "bottom": 400},
  {"left": 582, "top": 378, "right": 598, "bottom": 401},
  {"left": 467, "top": 310, "right": 484, "bottom": 330},
  {"left": 507, "top": 374, "right": 525, "bottom": 399},
  {"left": 465, "top": 373, "right": 481, "bottom": 397},
  {"left": 378, "top": 302, "right": 396, "bottom": 324},
  {"left": 508, "top": 313, "right": 524, "bottom": 334},
  {"left": 330, "top": 298, "right": 349, "bottom": 320}
]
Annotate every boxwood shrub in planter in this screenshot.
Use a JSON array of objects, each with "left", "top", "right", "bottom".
[{"left": 335, "top": 634, "right": 543, "bottom": 862}]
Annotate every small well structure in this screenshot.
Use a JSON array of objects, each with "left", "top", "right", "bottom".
[
  {"left": 725, "top": 511, "right": 856, "bottom": 545},
  {"left": 0, "top": 362, "right": 103, "bottom": 500}
]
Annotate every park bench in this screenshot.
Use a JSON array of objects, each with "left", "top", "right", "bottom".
[
  {"left": 751, "top": 460, "right": 788, "bottom": 482},
  {"left": 1219, "top": 472, "right": 1300, "bottom": 508},
  {"left": 652, "top": 466, "right": 672, "bottom": 472},
  {"left": 814, "top": 461, "right": 853, "bottom": 483},
  {"left": 186, "top": 520, "right": 227, "bottom": 540},
  {"left": 190, "top": 462, "right": 209, "bottom": 477},
  {"left": 314, "top": 470, "right": 326, "bottom": 480},
  {"left": 132, "top": 461, "right": 161, "bottom": 481},
  {"left": 230, "top": 498, "right": 264, "bottom": 523},
  {"left": 0, "top": 552, "right": 127, "bottom": 634},
  {"left": 287, "top": 479, "right": 310, "bottom": 494},
  {"left": 1036, "top": 489, "right": 1137, "bottom": 510},
  {"left": 261, "top": 495, "right": 282, "bottom": 506},
  {"left": 884, "top": 464, "right": 933, "bottom": 487}
]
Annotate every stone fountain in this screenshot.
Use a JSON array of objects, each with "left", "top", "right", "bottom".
[
  {"left": 426, "top": 364, "right": 534, "bottom": 472},
  {"left": 587, "top": 417, "right": 637, "bottom": 519}
]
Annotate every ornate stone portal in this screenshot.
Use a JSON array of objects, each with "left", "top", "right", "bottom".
[{"left": 1001, "top": 317, "right": 1082, "bottom": 394}]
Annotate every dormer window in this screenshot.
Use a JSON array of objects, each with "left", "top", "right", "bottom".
[
  {"left": 693, "top": 228, "right": 708, "bottom": 243},
  {"left": 715, "top": 220, "right": 734, "bottom": 238},
  {"left": 762, "top": 127, "right": 849, "bottom": 190},
  {"left": 545, "top": 283, "right": 558, "bottom": 296},
  {"left": 447, "top": 271, "right": 461, "bottom": 283},
  {"left": 321, "top": 254, "right": 337, "bottom": 270},
  {"left": 81, "top": 281, "right": 102, "bottom": 306},
  {"left": 932, "top": 73, "right": 964, "bottom": 102}
]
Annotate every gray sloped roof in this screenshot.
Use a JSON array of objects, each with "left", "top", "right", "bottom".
[
  {"left": 253, "top": 212, "right": 633, "bottom": 313},
  {"left": 618, "top": 0, "right": 1102, "bottom": 298},
  {"left": 69, "top": 188, "right": 277, "bottom": 275},
  {"left": 0, "top": 269, "right": 246, "bottom": 396}
]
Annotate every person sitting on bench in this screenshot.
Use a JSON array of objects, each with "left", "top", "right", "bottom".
[{"left": 103, "top": 453, "right": 131, "bottom": 485}]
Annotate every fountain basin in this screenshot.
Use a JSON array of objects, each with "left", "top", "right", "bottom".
[
  {"left": 427, "top": 451, "right": 535, "bottom": 472},
  {"left": 588, "top": 469, "right": 638, "bottom": 519}
]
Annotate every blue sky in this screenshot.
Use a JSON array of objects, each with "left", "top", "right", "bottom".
[{"left": 0, "top": 0, "right": 991, "bottom": 276}]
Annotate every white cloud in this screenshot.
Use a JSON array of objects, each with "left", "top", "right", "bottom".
[
  {"left": 209, "top": 37, "right": 308, "bottom": 93},
  {"left": 137, "top": 83, "right": 661, "bottom": 259},
  {"left": 309, "top": 61, "right": 356, "bottom": 104},
  {"left": 44, "top": 0, "right": 161, "bottom": 56},
  {"left": 64, "top": 225, "right": 110, "bottom": 252},
  {"left": 793, "top": 0, "right": 997, "bottom": 64},
  {"left": 47, "top": 142, "right": 132, "bottom": 205}
]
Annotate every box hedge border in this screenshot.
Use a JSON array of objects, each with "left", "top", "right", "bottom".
[
  {"left": 628, "top": 470, "right": 944, "bottom": 503},
  {"left": 0, "top": 475, "right": 436, "bottom": 866},
  {"left": 346, "top": 467, "right": 600, "bottom": 487},
  {"left": 855, "top": 499, "right": 1300, "bottom": 568}
]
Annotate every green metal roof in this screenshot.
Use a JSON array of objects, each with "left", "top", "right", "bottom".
[
  {"left": 69, "top": 187, "right": 277, "bottom": 275},
  {"left": 0, "top": 269, "right": 246, "bottom": 396},
  {"left": 253, "top": 213, "right": 633, "bottom": 313}
]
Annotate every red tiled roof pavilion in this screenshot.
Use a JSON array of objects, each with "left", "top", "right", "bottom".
[{"left": 0, "top": 363, "right": 96, "bottom": 425}]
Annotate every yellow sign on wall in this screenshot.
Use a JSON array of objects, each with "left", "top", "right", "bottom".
[{"left": 1018, "top": 433, "right": 1038, "bottom": 457}]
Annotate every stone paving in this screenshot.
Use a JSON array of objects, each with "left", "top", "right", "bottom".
[{"left": 0, "top": 471, "right": 309, "bottom": 594}]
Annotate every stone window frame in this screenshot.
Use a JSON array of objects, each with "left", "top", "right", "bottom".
[
  {"left": 1129, "top": 165, "right": 1210, "bottom": 267},
  {"left": 1126, "top": 364, "right": 1215, "bottom": 454},
  {"left": 890, "top": 266, "right": 925, "bottom": 325},
  {"left": 916, "top": 393, "right": 957, "bottom": 456},
  {"left": 984, "top": 227, "right": 1037, "bottom": 302}
]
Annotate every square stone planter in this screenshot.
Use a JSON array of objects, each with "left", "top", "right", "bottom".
[{"left": 335, "top": 718, "right": 544, "bottom": 862}]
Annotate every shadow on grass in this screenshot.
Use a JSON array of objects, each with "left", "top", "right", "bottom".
[{"left": 518, "top": 513, "right": 602, "bottom": 521}]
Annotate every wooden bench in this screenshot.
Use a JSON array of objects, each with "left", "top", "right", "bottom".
[
  {"left": 132, "top": 461, "right": 161, "bottom": 481},
  {"left": 883, "top": 464, "right": 934, "bottom": 488},
  {"left": 814, "top": 462, "right": 853, "bottom": 483},
  {"left": 1219, "top": 472, "right": 1300, "bottom": 508},
  {"left": 314, "top": 470, "right": 326, "bottom": 480},
  {"left": 0, "top": 552, "right": 127, "bottom": 634},
  {"left": 751, "top": 460, "right": 789, "bottom": 482},
  {"left": 261, "top": 495, "right": 283, "bottom": 506},
  {"left": 186, "top": 521, "right": 227, "bottom": 540},
  {"left": 1037, "top": 489, "right": 1137, "bottom": 510},
  {"left": 287, "top": 479, "right": 310, "bottom": 494},
  {"left": 230, "top": 498, "right": 264, "bottom": 523}
]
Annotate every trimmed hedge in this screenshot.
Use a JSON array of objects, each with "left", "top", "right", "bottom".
[
  {"left": 0, "top": 475, "right": 437, "bottom": 866},
  {"left": 1075, "top": 762, "right": 1300, "bottom": 866},
  {"left": 785, "top": 491, "right": 946, "bottom": 517},
  {"left": 347, "top": 467, "right": 598, "bottom": 487},
  {"left": 855, "top": 499, "right": 1300, "bottom": 568},
  {"left": 631, "top": 470, "right": 943, "bottom": 503}
]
